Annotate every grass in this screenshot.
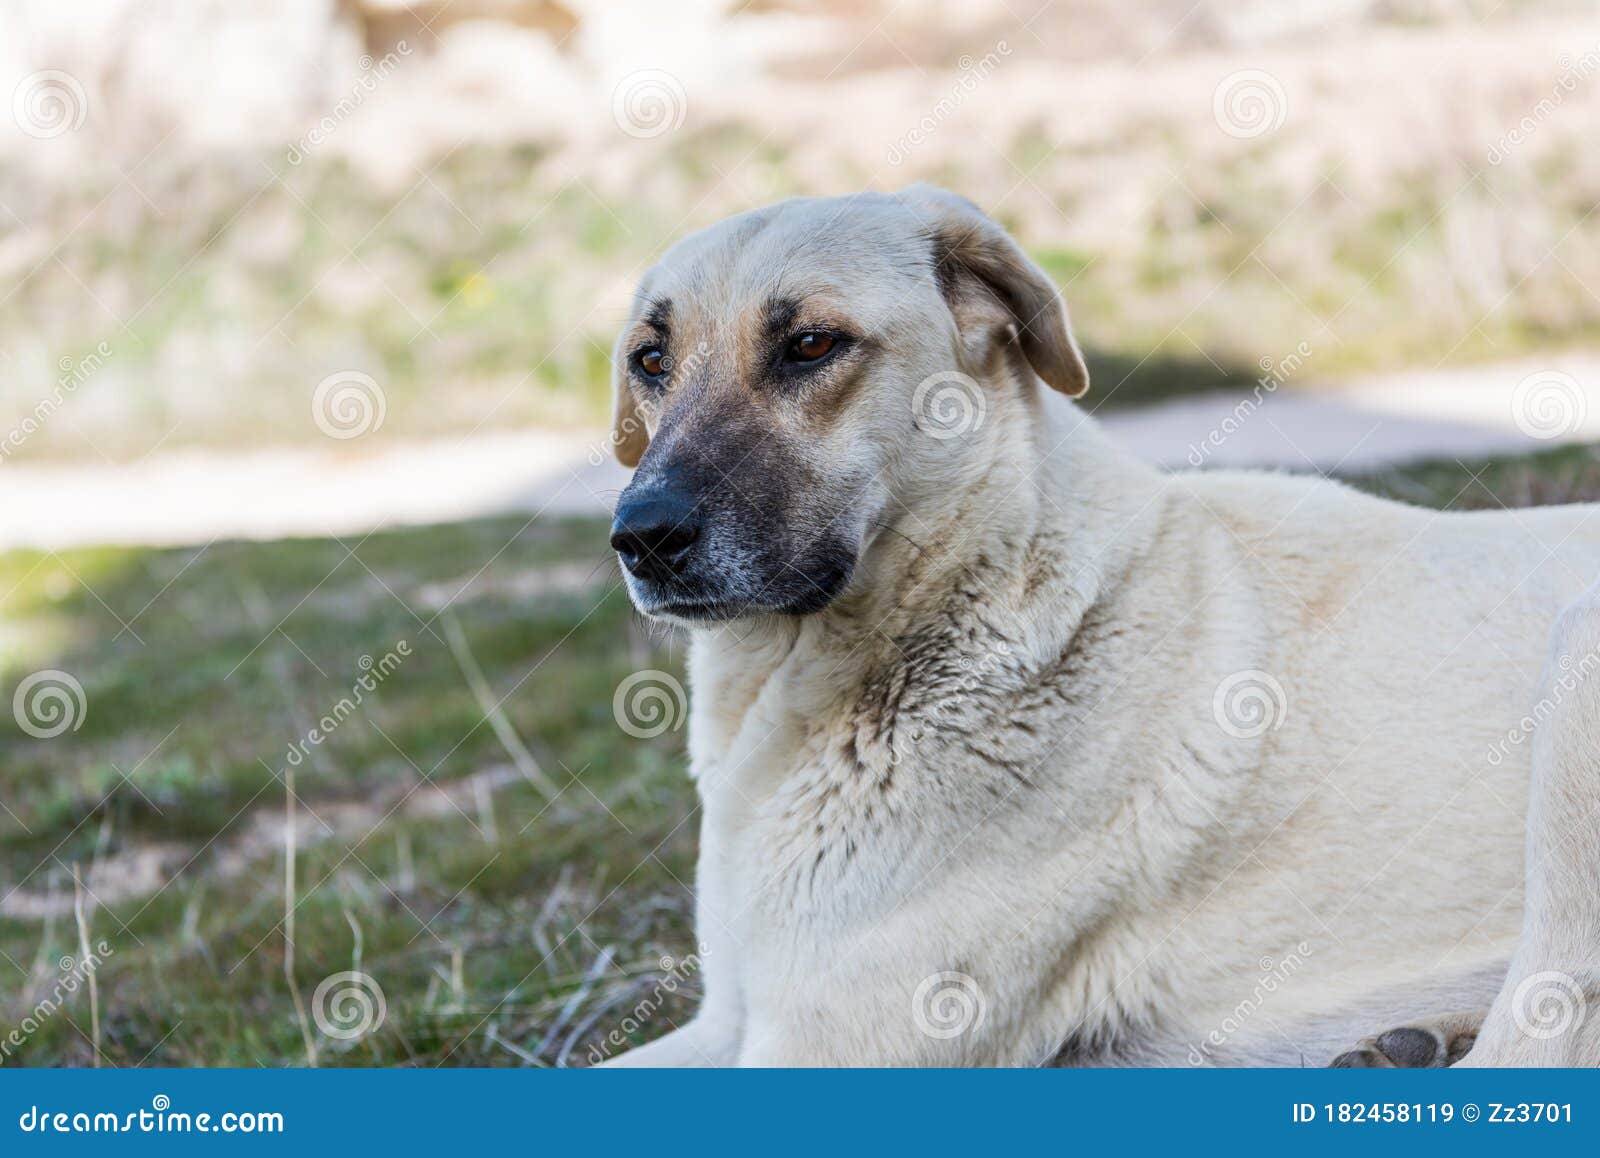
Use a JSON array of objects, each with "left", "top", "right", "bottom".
[
  {"left": 2, "top": 442, "right": 1599, "bottom": 1066},
  {"left": 0, "top": 515, "right": 701, "bottom": 1066}
]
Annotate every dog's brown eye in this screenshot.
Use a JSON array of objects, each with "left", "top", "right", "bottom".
[
  {"left": 787, "top": 332, "right": 835, "bottom": 363},
  {"left": 637, "top": 347, "right": 667, "bottom": 377}
]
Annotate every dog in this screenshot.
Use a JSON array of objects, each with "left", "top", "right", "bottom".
[{"left": 599, "top": 185, "right": 1600, "bottom": 1066}]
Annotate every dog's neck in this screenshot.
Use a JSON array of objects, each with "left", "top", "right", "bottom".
[
  {"left": 683, "top": 390, "right": 1168, "bottom": 766},
  {"left": 851, "top": 392, "right": 1164, "bottom": 628}
]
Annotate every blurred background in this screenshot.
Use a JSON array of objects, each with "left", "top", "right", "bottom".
[{"left": 3, "top": 0, "right": 1600, "bottom": 1066}]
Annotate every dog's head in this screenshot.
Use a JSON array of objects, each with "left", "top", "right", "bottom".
[{"left": 608, "top": 186, "right": 1089, "bottom": 623}]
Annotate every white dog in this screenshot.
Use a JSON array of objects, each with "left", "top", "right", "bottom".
[{"left": 600, "top": 186, "right": 1600, "bottom": 1066}]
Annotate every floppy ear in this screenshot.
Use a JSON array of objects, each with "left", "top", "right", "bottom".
[
  {"left": 905, "top": 185, "right": 1089, "bottom": 397},
  {"left": 610, "top": 347, "right": 650, "bottom": 468}
]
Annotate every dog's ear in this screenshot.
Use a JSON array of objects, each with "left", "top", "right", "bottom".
[
  {"left": 610, "top": 344, "right": 650, "bottom": 468},
  {"left": 905, "top": 185, "right": 1089, "bottom": 398}
]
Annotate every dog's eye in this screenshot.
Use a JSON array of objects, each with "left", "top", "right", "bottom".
[
  {"left": 635, "top": 347, "right": 667, "bottom": 378},
  {"left": 785, "top": 332, "right": 836, "bottom": 364}
]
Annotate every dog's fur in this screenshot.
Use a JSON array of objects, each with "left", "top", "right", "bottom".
[{"left": 601, "top": 186, "right": 1600, "bottom": 1066}]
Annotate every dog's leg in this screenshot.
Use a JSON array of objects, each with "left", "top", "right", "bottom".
[
  {"left": 1327, "top": 1010, "right": 1484, "bottom": 1067},
  {"left": 1457, "top": 592, "right": 1600, "bottom": 1066}
]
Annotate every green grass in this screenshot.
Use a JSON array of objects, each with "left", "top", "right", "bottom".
[
  {"left": 0, "top": 515, "right": 700, "bottom": 1067},
  {"left": 1352, "top": 441, "right": 1600, "bottom": 511},
  {"left": 3, "top": 442, "right": 1599, "bottom": 1067}
]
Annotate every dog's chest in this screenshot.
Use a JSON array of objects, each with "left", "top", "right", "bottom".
[{"left": 687, "top": 620, "right": 1097, "bottom": 921}]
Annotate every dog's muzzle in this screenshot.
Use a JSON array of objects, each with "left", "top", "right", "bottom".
[
  {"left": 610, "top": 451, "right": 858, "bottom": 622},
  {"left": 610, "top": 489, "right": 702, "bottom": 585}
]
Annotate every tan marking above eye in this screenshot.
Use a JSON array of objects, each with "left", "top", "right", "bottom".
[{"left": 787, "top": 332, "right": 835, "bottom": 362}]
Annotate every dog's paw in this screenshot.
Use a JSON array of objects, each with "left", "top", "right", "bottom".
[{"left": 1328, "top": 1012, "right": 1483, "bottom": 1068}]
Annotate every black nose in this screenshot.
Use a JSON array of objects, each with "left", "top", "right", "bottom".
[{"left": 610, "top": 491, "right": 702, "bottom": 582}]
